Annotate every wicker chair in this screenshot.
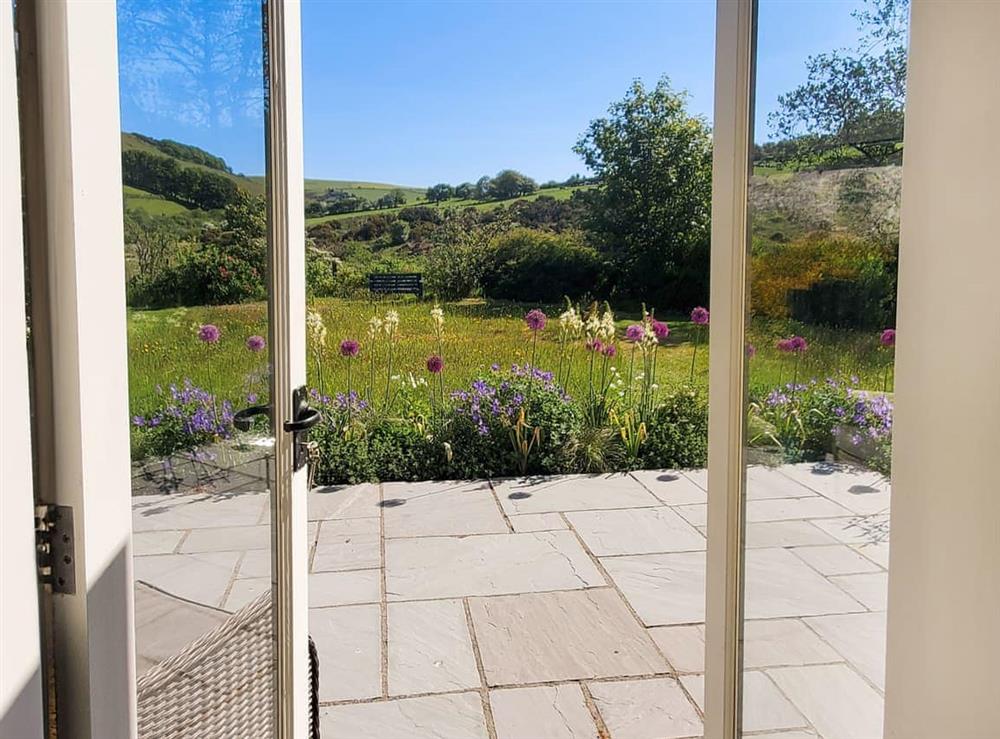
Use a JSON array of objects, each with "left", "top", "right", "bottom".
[{"left": 136, "top": 590, "right": 319, "bottom": 738}]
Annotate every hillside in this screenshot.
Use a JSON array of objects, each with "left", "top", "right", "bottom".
[{"left": 121, "top": 133, "right": 265, "bottom": 195}]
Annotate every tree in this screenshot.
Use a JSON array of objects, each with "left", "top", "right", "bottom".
[
  {"left": 473, "top": 176, "right": 492, "bottom": 200},
  {"left": 454, "top": 182, "right": 474, "bottom": 199},
  {"left": 574, "top": 76, "right": 712, "bottom": 308},
  {"left": 769, "top": 0, "right": 908, "bottom": 166},
  {"left": 488, "top": 170, "right": 537, "bottom": 200},
  {"left": 425, "top": 183, "right": 454, "bottom": 203}
]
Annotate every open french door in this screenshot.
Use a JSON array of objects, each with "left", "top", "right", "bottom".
[{"left": 11, "top": 1, "right": 312, "bottom": 736}]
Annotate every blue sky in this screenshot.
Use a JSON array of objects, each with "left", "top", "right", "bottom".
[{"left": 118, "top": 0, "right": 869, "bottom": 184}]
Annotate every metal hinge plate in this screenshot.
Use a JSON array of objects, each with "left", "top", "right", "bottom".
[{"left": 35, "top": 504, "right": 76, "bottom": 594}]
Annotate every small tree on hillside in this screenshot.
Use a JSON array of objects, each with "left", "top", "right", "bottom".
[
  {"left": 574, "top": 76, "right": 712, "bottom": 308},
  {"left": 426, "top": 183, "right": 454, "bottom": 203},
  {"left": 489, "top": 170, "right": 537, "bottom": 200}
]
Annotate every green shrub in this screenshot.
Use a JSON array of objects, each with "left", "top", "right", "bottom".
[
  {"left": 368, "top": 420, "right": 447, "bottom": 482},
  {"left": 640, "top": 388, "right": 709, "bottom": 469},
  {"left": 480, "top": 228, "right": 607, "bottom": 303}
]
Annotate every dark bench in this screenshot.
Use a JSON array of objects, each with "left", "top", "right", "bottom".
[{"left": 368, "top": 272, "right": 423, "bottom": 298}]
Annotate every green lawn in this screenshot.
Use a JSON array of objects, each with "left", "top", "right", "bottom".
[
  {"left": 126, "top": 298, "right": 894, "bottom": 416},
  {"left": 123, "top": 186, "right": 198, "bottom": 217}
]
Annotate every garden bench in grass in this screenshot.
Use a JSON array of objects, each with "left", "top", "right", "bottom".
[
  {"left": 368, "top": 272, "right": 423, "bottom": 298},
  {"left": 136, "top": 585, "right": 320, "bottom": 738}
]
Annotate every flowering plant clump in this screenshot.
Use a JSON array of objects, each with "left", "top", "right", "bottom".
[
  {"left": 132, "top": 379, "right": 234, "bottom": 458},
  {"left": 198, "top": 324, "right": 221, "bottom": 344},
  {"left": 245, "top": 334, "right": 266, "bottom": 352}
]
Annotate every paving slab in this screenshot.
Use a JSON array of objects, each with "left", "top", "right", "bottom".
[
  {"left": 789, "top": 544, "right": 885, "bottom": 576},
  {"left": 648, "top": 624, "right": 706, "bottom": 673},
  {"left": 133, "top": 583, "right": 229, "bottom": 676},
  {"left": 133, "top": 551, "right": 240, "bottom": 608},
  {"left": 308, "top": 483, "right": 381, "bottom": 521},
  {"left": 468, "top": 588, "right": 668, "bottom": 685},
  {"left": 387, "top": 600, "right": 480, "bottom": 696},
  {"left": 746, "top": 466, "right": 820, "bottom": 500},
  {"left": 319, "top": 692, "right": 488, "bottom": 739},
  {"left": 132, "top": 491, "right": 267, "bottom": 531},
  {"left": 180, "top": 524, "right": 272, "bottom": 553},
  {"left": 312, "top": 517, "right": 381, "bottom": 572},
  {"left": 811, "top": 515, "right": 890, "bottom": 548},
  {"left": 629, "top": 470, "right": 707, "bottom": 505},
  {"left": 805, "top": 611, "right": 887, "bottom": 690},
  {"left": 493, "top": 474, "right": 660, "bottom": 515},
  {"left": 829, "top": 572, "right": 889, "bottom": 611},
  {"left": 223, "top": 576, "right": 269, "bottom": 612},
  {"left": 742, "top": 618, "right": 842, "bottom": 669},
  {"left": 746, "top": 496, "right": 853, "bottom": 523},
  {"left": 742, "top": 521, "right": 838, "bottom": 549},
  {"left": 567, "top": 507, "right": 705, "bottom": 556},
  {"left": 767, "top": 664, "right": 883, "bottom": 739},
  {"left": 508, "top": 512, "right": 567, "bottom": 532},
  {"left": 745, "top": 548, "right": 869, "bottom": 619},
  {"left": 132, "top": 530, "right": 185, "bottom": 556},
  {"left": 309, "top": 569, "right": 381, "bottom": 608},
  {"left": 779, "top": 462, "right": 891, "bottom": 515},
  {"left": 855, "top": 540, "right": 890, "bottom": 568},
  {"left": 601, "top": 551, "right": 707, "bottom": 626},
  {"left": 682, "top": 671, "right": 808, "bottom": 733},
  {"left": 310, "top": 604, "right": 381, "bottom": 702},
  {"left": 490, "top": 685, "right": 598, "bottom": 739},
  {"left": 588, "top": 677, "right": 703, "bottom": 739},
  {"left": 385, "top": 531, "right": 603, "bottom": 600},
  {"left": 382, "top": 480, "right": 507, "bottom": 538}
]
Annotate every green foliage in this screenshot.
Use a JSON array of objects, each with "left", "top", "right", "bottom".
[
  {"left": 122, "top": 149, "right": 240, "bottom": 210},
  {"left": 131, "top": 132, "right": 233, "bottom": 173},
  {"left": 574, "top": 76, "right": 712, "bottom": 310},
  {"left": 480, "top": 228, "right": 608, "bottom": 303},
  {"left": 640, "top": 388, "right": 709, "bottom": 469},
  {"left": 488, "top": 169, "right": 537, "bottom": 200},
  {"left": 426, "top": 183, "right": 454, "bottom": 203},
  {"left": 388, "top": 220, "right": 410, "bottom": 246}
]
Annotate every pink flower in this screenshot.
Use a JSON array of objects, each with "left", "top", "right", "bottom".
[
  {"left": 198, "top": 324, "right": 220, "bottom": 344},
  {"left": 245, "top": 335, "right": 266, "bottom": 352},
  {"left": 880, "top": 328, "right": 896, "bottom": 347},
  {"left": 690, "top": 307, "right": 709, "bottom": 326},
  {"left": 625, "top": 324, "right": 644, "bottom": 342},
  {"left": 524, "top": 309, "right": 547, "bottom": 332},
  {"left": 339, "top": 339, "right": 359, "bottom": 357},
  {"left": 586, "top": 338, "right": 604, "bottom": 353},
  {"left": 778, "top": 336, "right": 808, "bottom": 353},
  {"left": 602, "top": 344, "right": 617, "bottom": 358},
  {"left": 651, "top": 319, "right": 670, "bottom": 340},
  {"left": 426, "top": 355, "right": 444, "bottom": 374}
]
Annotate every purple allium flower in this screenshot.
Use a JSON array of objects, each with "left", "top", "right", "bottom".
[
  {"left": 603, "top": 344, "right": 618, "bottom": 358},
  {"left": 745, "top": 343, "right": 756, "bottom": 358},
  {"left": 651, "top": 319, "right": 670, "bottom": 340},
  {"left": 790, "top": 336, "right": 808, "bottom": 352},
  {"left": 524, "top": 309, "right": 547, "bottom": 332},
  {"left": 625, "top": 324, "right": 645, "bottom": 342},
  {"left": 426, "top": 354, "right": 444, "bottom": 374},
  {"left": 586, "top": 338, "right": 604, "bottom": 353},
  {"left": 776, "top": 338, "right": 793, "bottom": 353},
  {"left": 198, "top": 324, "right": 220, "bottom": 344},
  {"left": 880, "top": 328, "right": 896, "bottom": 347},
  {"left": 245, "top": 335, "right": 266, "bottom": 352},
  {"left": 690, "top": 306, "right": 709, "bottom": 326},
  {"left": 339, "top": 339, "right": 359, "bottom": 357}
]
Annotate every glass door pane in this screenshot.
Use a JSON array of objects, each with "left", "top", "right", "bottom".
[
  {"left": 117, "top": 1, "right": 289, "bottom": 733},
  {"left": 739, "top": 1, "right": 906, "bottom": 735}
]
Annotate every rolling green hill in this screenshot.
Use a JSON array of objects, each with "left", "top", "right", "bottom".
[
  {"left": 121, "top": 133, "right": 265, "bottom": 196},
  {"left": 123, "top": 185, "right": 200, "bottom": 217}
]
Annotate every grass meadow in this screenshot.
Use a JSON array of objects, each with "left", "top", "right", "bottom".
[{"left": 126, "top": 298, "right": 895, "bottom": 417}]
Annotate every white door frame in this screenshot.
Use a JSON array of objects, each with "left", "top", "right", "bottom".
[
  {"left": 1, "top": 4, "right": 45, "bottom": 737},
  {"left": 264, "top": 1, "right": 311, "bottom": 737},
  {"left": 704, "top": 1, "right": 756, "bottom": 737}
]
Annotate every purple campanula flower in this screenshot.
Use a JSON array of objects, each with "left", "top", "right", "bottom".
[
  {"left": 198, "top": 324, "right": 220, "bottom": 343},
  {"left": 132, "top": 415, "right": 146, "bottom": 427},
  {"left": 524, "top": 309, "right": 547, "bottom": 331},
  {"left": 339, "top": 339, "right": 359, "bottom": 357},
  {"left": 246, "top": 335, "right": 266, "bottom": 352}
]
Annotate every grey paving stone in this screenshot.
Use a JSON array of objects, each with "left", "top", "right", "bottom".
[
  {"left": 588, "top": 677, "right": 703, "bottom": 739},
  {"left": 319, "top": 692, "right": 488, "bottom": 739},
  {"left": 805, "top": 611, "right": 887, "bottom": 690},
  {"left": 811, "top": 515, "right": 890, "bottom": 548},
  {"left": 829, "top": 572, "right": 889, "bottom": 611},
  {"left": 223, "top": 576, "right": 269, "bottom": 612},
  {"left": 385, "top": 531, "right": 603, "bottom": 600},
  {"left": 746, "top": 496, "right": 853, "bottom": 523},
  {"left": 133, "top": 551, "right": 240, "bottom": 608},
  {"left": 382, "top": 480, "right": 507, "bottom": 538},
  {"left": 493, "top": 474, "right": 660, "bottom": 515},
  {"left": 742, "top": 618, "right": 842, "bottom": 669},
  {"left": 629, "top": 470, "right": 707, "bottom": 505},
  {"left": 682, "top": 671, "right": 808, "bottom": 733},
  {"left": 779, "top": 462, "right": 891, "bottom": 515},
  {"left": 789, "top": 544, "right": 885, "bottom": 576},
  {"left": 132, "top": 491, "right": 267, "bottom": 531},
  {"left": 132, "top": 530, "right": 184, "bottom": 556},
  {"left": 745, "top": 548, "right": 870, "bottom": 619},
  {"left": 508, "top": 512, "right": 567, "bottom": 532},
  {"left": 387, "top": 600, "right": 480, "bottom": 696},
  {"left": 743, "top": 520, "right": 838, "bottom": 549},
  {"left": 468, "top": 588, "right": 668, "bottom": 685},
  {"left": 312, "top": 517, "right": 381, "bottom": 572},
  {"left": 180, "top": 524, "right": 271, "bottom": 553},
  {"left": 567, "top": 507, "right": 705, "bottom": 556},
  {"left": 133, "top": 582, "right": 229, "bottom": 676},
  {"left": 308, "top": 483, "right": 381, "bottom": 521},
  {"left": 310, "top": 604, "right": 381, "bottom": 702},
  {"left": 310, "top": 569, "right": 381, "bottom": 608},
  {"left": 746, "top": 465, "right": 820, "bottom": 500},
  {"left": 601, "top": 551, "right": 707, "bottom": 626},
  {"left": 767, "top": 664, "right": 883, "bottom": 739},
  {"left": 648, "top": 624, "right": 705, "bottom": 673},
  {"left": 490, "top": 685, "right": 598, "bottom": 739}
]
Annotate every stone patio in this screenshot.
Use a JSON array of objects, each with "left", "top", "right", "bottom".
[{"left": 132, "top": 462, "right": 890, "bottom": 739}]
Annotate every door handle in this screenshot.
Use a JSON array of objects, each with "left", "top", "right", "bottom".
[
  {"left": 233, "top": 404, "right": 271, "bottom": 432},
  {"left": 285, "top": 386, "right": 322, "bottom": 471},
  {"left": 283, "top": 407, "right": 321, "bottom": 433}
]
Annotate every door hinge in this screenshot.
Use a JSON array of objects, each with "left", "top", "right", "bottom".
[{"left": 35, "top": 504, "right": 76, "bottom": 594}]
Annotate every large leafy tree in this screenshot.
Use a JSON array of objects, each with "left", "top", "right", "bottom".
[
  {"left": 769, "top": 0, "right": 909, "bottom": 166},
  {"left": 574, "top": 76, "right": 712, "bottom": 308}
]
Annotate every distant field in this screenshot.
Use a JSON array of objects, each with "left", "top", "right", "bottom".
[
  {"left": 305, "top": 185, "right": 593, "bottom": 226},
  {"left": 123, "top": 185, "right": 198, "bottom": 217}
]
